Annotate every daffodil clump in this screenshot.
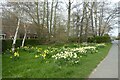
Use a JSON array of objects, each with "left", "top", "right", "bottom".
[
  {"left": 14, "top": 52, "right": 19, "bottom": 57},
  {"left": 9, "top": 52, "right": 20, "bottom": 59},
  {"left": 18, "top": 46, "right": 43, "bottom": 54},
  {"left": 52, "top": 51, "right": 78, "bottom": 60},
  {"left": 34, "top": 49, "right": 49, "bottom": 59},
  {"left": 71, "top": 48, "right": 87, "bottom": 55},
  {"left": 96, "top": 43, "right": 106, "bottom": 48},
  {"left": 83, "top": 46, "right": 98, "bottom": 54},
  {"left": 51, "top": 46, "right": 98, "bottom": 64},
  {"left": 52, "top": 51, "right": 80, "bottom": 64},
  {"left": 16, "top": 46, "right": 49, "bottom": 59}
]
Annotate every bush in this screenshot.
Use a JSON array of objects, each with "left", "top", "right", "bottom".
[
  {"left": 87, "top": 36, "right": 111, "bottom": 43},
  {"left": 95, "top": 36, "right": 110, "bottom": 43},
  {"left": 87, "top": 37, "right": 95, "bottom": 43},
  {"left": 2, "top": 39, "right": 13, "bottom": 52},
  {"left": 2, "top": 39, "right": 41, "bottom": 52},
  {"left": 68, "top": 37, "right": 78, "bottom": 43}
]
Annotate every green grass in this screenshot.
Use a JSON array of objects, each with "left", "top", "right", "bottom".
[{"left": 2, "top": 43, "right": 112, "bottom": 78}]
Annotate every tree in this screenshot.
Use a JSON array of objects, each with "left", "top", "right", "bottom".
[
  {"left": 94, "top": 1, "right": 98, "bottom": 36},
  {"left": 90, "top": 2, "right": 95, "bottom": 37},
  {"left": 5, "top": 2, "right": 23, "bottom": 53},
  {"left": 84, "top": 2, "right": 90, "bottom": 42},
  {"left": 53, "top": 0, "right": 58, "bottom": 38},
  {"left": 42, "top": 0, "right": 46, "bottom": 38},
  {"left": 46, "top": 0, "right": 50, "bottom": 40},
  {"left": 67, "top": 0, "right": 72, "bottom": 38},
  {"left": 50, "top": 0, "right": 54, "bottom": 36},
  {"left": 79, "top": 2, "right": 87, "bottom": 43}
]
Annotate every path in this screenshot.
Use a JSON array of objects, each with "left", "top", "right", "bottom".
[{"left": 89, "top": 40, "right": 119, "bottom": 78}]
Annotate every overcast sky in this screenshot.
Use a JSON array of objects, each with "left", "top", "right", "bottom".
[
  {"left": 0, "top": 0, "right": 119, "bottom": 37},
  {"left": 0, "top": 0, "right": 119, "bottom": 2}
]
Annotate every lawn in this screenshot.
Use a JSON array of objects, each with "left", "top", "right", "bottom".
[{"left": 2, "top": 43, "right": 112, "bottom": 78}]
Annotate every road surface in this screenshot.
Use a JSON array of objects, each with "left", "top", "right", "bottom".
[{"left": 89, "top": 40, "right": 119, "bottom": 78}]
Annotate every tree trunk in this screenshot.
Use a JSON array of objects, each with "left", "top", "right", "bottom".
[
  {"left": 53, "top": 1, "right": 58, "bottom": 38},
  {"left": 12, "top": 18, "right": 20, "bottom": 53},
  {"left": 21, "top": 24, "right": 27, "bottom": 47},
  {"left": 85, "top": 3, "right": 90, "bottom": 42},
  {"left": 79, "top": 2, "right": 86, "bottom": 43},
  {"left": 99, "top": 2, "right": 104, "bottom": 36},
  {"left": 94, "top": 1, "right": 98, "bottom": 36},
  {"left": 46, "top": 0, "right": 49, "bottom": 40},
  {"left": 76, "top": 15, "right": 80, "bottom": 42},
  {"left": 90, "top": 2, "right": 95, "bottom": 37},
  {"left": 43, "top": 0, "right": 46, "bottom": 27},
  {"left": 50, "top": 0, "right": 54, "bottom": 36},
  {"left": 67, "top": 0, "right": 71, "bottom": 38},
  {"left": 36, "top": 1, "right": 40, "bottom": 25},
  {"left": 35, "top": 1, "right": 41, "bottom": 38}
]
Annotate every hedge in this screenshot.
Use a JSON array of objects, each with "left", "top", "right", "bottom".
[
  {"left": 68, "top": 37, "right": 78, "bottom": 43},
  {"left": 87, "top": 36, "right": 111, "bottom": 43},
  {"left": 2, "top": 39, "right": 41, "bottom": 52}
]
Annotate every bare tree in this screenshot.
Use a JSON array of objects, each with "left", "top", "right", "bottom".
[
  {"left": 94, "top": 1, "right": 98, "bottom": 36},
  {"left": 50, "top": 0, "right": 54, "bottom": 36},
  {"left": 42, "top": 0, "right": 46, "bottom": 37},
  {"left": 79, "top": 2, "right": 86, "bottom": 43},
  {"left": 53, "top": 0, "right": 58, "bottom": 38},
  {"left": 90, "top": 2, "right": 95, "bottom": 37},
  {"left": 84, "top": 2, "right": 90, "bottom": 42},
  {"left": 67, "top": 0, "right": 73, "bottom": 38}
]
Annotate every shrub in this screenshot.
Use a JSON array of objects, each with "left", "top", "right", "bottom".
[
  {"left": 87, "top": 37, "right": 95, "bottom": 43},
  {"left": 68, "top": 37, "right": 78, "bottom": 43},
  {"left": 87, "top": 36, "right": 110, "bottom": 43},
  {"left": 2, "top": 39, "right": 13, "bottom": 52}
]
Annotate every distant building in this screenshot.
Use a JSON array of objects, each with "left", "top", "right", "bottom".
[{"left": 2, "top": 17, "right": 38, "bottom": 39}]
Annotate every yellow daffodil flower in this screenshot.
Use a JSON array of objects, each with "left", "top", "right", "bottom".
[
  {"left": 10, "top": 56, "right": 13, "bottom": 58},
  {"left": 42, "top": 53, "right": 46, "bottom": 59},
  {"left": 14, "top": 52, "right": 19, "bottom": 57},
  {"left": 35, "top": 55, "right": 39, "bottom": 58}
]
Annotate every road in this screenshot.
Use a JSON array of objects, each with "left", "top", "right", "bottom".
[{"left": 89, "top": 40, "right": 119, "bottom": 78}]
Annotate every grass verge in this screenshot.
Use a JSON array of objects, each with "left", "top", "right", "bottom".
[{"left": 2, "top": 43, "right": 112, "bottom": 78}]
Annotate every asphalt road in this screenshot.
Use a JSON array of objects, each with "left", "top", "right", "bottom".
[{"left": 89, "top": 40, "right": 119, "bottom": 78}]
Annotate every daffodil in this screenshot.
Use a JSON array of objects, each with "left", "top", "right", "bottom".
[
  {"left": 10, "top": 56, "right": 13, "bottom": 58},
  {"left": 35, "top": 55, "right": 39, "bottom": 58},
  {"left": 14, "top": 52, "right": 19, "bottom": 57},
  {"left": 37, "top": 49, "right": 41, "bottom": 52},
  {"left": 44, "top": 50, "right": 49, "bottom": 53},
  {"left": 41, "top": 53, "right": 46, "bottom": 59}
]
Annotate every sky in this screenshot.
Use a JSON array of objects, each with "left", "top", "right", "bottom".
[
  {"left": 0, "top": 0, "right": 120, "bottom": 37},
  {"left": 0, "top": 0, "right": 119, "bottom": 2}
]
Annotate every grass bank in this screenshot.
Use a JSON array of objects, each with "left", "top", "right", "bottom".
[{"left": 2, "top": 43, "right": 112, "bottom": 78}]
